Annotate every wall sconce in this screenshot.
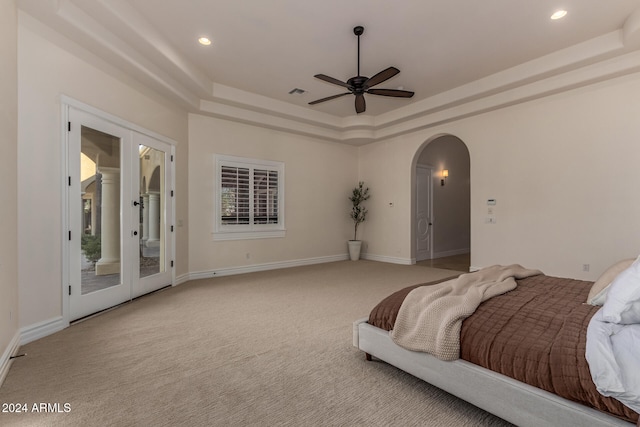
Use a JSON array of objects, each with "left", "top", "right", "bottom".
[{"left": 441, "top": 169, "right": 449, "bottom": 186}]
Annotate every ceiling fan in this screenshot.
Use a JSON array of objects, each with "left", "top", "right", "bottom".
[{"left": 309, "top": 25, "right": 414, "bottom": 114}]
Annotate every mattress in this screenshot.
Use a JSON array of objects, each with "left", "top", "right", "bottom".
[{"left": 368, "top": 274, "right": 639, "bottom": 424}]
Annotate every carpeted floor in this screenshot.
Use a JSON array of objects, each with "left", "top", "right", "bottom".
[{"left": 0, "top": 260, "right": 512, "bottom": 427}]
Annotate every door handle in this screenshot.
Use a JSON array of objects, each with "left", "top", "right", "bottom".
[
  {"left": 132, "top": 230, "right": 138, "bottom": 236},
  {"left": 133, "top": 200, "right": 140, "bottom": 206}
]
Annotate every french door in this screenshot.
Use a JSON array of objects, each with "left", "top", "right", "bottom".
[{"left": 67, "top": 107, "right": 173, "bottom": 321}]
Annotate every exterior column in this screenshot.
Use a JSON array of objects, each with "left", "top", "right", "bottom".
[
  {"left": 141, "top": 193, "right": 150, "bottom": 243},
  {"left": 145, "top": 192, "right": 160, "bottom": 248},
  {"left": 95, "top": 167, "right": 121, "bottom": 275}
]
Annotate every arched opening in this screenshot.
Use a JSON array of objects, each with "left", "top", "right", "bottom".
[
  {"left": 140, "top": 175, "right": 147, "bottom": 195},
  {"left": 411, "top": 134, "right": 470, "bottom": 271},
  {"left": 148, "top": 167, "right": 161, "bottom": 193}
]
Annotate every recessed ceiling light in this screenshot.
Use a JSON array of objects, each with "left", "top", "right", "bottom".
[
  {"left": 198, "top": 37, "right": 212, "bottom": 46},
  {"left": 550, "top": 10, "right": 567, "bottom": 20}
]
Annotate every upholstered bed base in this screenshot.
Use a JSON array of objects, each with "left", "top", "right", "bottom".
[{"left": 353, "top": 318, "right": 633, "bottom": 427}]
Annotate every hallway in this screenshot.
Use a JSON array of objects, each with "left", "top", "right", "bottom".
[{"left": 416, "top": 253, "right": 470, "bottom": 272}]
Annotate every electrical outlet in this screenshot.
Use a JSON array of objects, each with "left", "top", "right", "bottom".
[{"left": 583, "top": 264, "right": 590, "bottom": 272}]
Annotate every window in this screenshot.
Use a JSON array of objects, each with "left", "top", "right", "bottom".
[{"left": 215, "top": 155, "right": 284, "bottom": 240}]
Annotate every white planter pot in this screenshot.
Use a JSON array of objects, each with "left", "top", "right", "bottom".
[{"left": 348, "top": 240, "right": 362, "bottom": 261}]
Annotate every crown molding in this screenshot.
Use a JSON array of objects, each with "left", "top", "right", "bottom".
[
  {"left": 18, "top": 1, "right": 640, "bottom": 145},
  {"left": 200, "top": 46, "right": 640, "bottom": 145}
]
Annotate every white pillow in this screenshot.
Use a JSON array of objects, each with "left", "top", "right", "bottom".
[
  {"left": 602, "top": 255, "right": 640, "bottom": 324},
  {"left": 588, "top": 287, "right": 609, "bottom": 307},
  {"left": 586, "top": 309, "right": 640, "bottom": 413},
  {"left": 587, "top": 258, "right": 635, "bottom": 306}
]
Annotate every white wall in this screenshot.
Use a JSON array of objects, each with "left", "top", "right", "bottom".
[
  {"left": 0, "top": 0, "right": 19, "bottom": 366},
  {"left": 188, "top": 114, "right": 358, "bottom": 274},
  {"left": 357, "top": 138, "right": 417, "bottom": 263},
  {"left": 360, "top": 72, "right": 640, "bottom": 280},
  {"left": 13, "top": 5, "right": 640, "bottom": 345},
  {"left": 17, "top": 13, "right": 189, "bottom": 329}
]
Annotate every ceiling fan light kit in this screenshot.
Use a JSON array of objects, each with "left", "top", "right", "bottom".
[{"left": 309, "top": 26, "right": 414, "bottom": 114}]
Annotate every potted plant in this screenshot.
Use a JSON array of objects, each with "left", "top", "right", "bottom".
[{"left": 348, "top": 181, "right": 370, "bottom": 260}]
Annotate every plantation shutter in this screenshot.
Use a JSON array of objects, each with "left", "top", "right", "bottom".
[
  {"left": 253, "top": 169, "right": 279, "bottom": 224},
  {"left": 215, "top": 155, "right": 284, "bottom": 240},
  {"left": 221, "top": 166, "right": 250, "bottom": 224}
]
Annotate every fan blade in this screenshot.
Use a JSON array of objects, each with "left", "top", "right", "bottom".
[
  {"left": 355, "top": 94, "right": 366, "bottom": 113},
  {"left": 308, "top": 92, "right": 350, "bottom": 105},
  {"left": 367, "top": 88, "right": 415, "bottom": 98},
  {"left": 314, "top": 74, "right": 351, "bottom": 89},
  {"left": 364, "top": 67, "right": 400, "bottom": 88}
]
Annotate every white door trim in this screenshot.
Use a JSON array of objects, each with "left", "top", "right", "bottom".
[
  {"left": 61, "top": 97, "right": 176, "bottom": 324},
  {"left": 61, "top": 96, "right": 177, "bottom": 145}
]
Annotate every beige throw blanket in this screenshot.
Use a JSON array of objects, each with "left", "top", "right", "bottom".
[{"left": 390, "top": 264, "right": 542, "bottom": 361}]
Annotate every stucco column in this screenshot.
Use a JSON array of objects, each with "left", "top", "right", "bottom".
[
  {"left": 141, "top": 193, "right": 150, "bottom": 243},
  {"left": 95, "top": 167, "right": 121, "bottom": 275},
  {"left": 145, "top": 192, "right": 160, "bottom": 248}
]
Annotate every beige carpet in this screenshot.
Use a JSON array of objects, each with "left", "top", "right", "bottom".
[{"left": 0, "top": 261, "right": 512, "bottom": 427}]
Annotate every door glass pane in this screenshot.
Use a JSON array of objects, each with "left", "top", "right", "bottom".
[
  {"left": 221, "top": 166, "right": 250, "bottom": 224},
  {"left": 139, "top": 145, "right": 165, "bottom": 278},
  {"left": 80, "top": 126, "right": 121, "bottom": 294}
]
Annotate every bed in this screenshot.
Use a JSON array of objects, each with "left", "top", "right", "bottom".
[{"left": 352, "top": 267, "right": 640, "bottom": 427}]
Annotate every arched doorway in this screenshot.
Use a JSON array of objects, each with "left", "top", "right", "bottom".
[{"left": 412, "top": 134, "right": 470, "bottom": 270}]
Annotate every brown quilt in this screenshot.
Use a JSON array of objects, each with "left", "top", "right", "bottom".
[{"left": 368, "top": 274, "right": 639, "bottom": 424}]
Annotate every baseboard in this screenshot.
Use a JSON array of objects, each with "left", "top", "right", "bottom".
[
  {"left": 174, "top": 272, "right": 190, "bottom": 286},
  {"left": 167, "top": 253, "right": 418, "bottom": 283},
  {"left": 20, "top": 316, "right": 66, "bottom": 345},
  {"left": 0, "top": 331, "right": 21, "bottom": 388},
  {"left": 187, "top": 254, "right": 350, "bottom": 281},
  {"left": 432, "top": 248, "right": 470, "bottom": 259},
  {"left": 361, "top": 253, "right": 414, "bottom": 265}
]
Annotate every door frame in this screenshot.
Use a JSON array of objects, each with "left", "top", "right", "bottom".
[{"left": 61, "top": 96, "right": 176, "bottom": 325}]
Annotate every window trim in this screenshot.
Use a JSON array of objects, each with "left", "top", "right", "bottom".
[{"left": 214, "top": 154, "right": 285, "bottom": 241}]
